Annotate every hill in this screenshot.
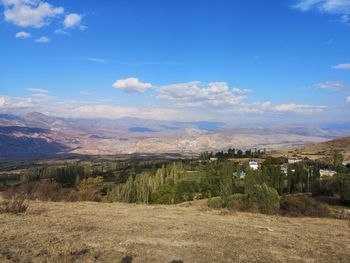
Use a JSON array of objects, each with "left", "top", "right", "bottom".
[
  {"left": 283, "top": 136, "right": 350, "bottom": 160},
  {"left": 0, "top": 201, "right": 349, "bottom": 262}
]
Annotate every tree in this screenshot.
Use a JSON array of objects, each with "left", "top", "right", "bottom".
[
  {"left": 244, "top": 169, "right": 266, "bottom": 194},
  {"left": 78, "top": 176, "right": 104, "bottom": 201},
  {"left": 334, "top": 174, "right": 350, "bottom": 204},
  {"left": 174, "top": 181, "right": 199, "bottom": 203},
  {"left": 248, "top": 183, "right": 280, "bottom": 214},
  {"left": 219, "top": 163, "right": 233, "bottom": 206},
  {"left": 333, "top": 151, "right": 344, "bottom": 171},
  {"left": 151, "top": 184, "right": 174, "bottom": 204}
]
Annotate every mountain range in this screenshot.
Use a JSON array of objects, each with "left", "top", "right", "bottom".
[{"left": 1, "top": 112, "right": 350, "bottom": 159}]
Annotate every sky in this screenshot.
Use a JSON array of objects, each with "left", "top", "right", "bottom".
[{"left": 0, "top": 0, "right": 350, "bottom": 125}]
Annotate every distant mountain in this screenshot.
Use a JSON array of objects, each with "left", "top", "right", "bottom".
[
  {"left": 0, "top": 111, "right": 350, "bottom": 158},
  {"left": 128, "top": 127, "right": 157, "bottom": 132},
  {"left": 0, "top": 134, "right": 69, "bottom": 159}
]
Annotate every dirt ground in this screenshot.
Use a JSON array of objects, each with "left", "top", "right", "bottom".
[{"left": 0, "top": 201, "right": 349, "bottom": 263}]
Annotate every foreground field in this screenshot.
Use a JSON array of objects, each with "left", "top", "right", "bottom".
[{"left": 1, "top": 201, "right": 349, "bottom": 263}]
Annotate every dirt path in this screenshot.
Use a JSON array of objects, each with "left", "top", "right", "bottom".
[{"left": 0, "top": 201, "right": 349, "bottom": 262}]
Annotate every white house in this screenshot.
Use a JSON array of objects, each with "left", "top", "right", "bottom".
[
  {"left": 209, "top": 157, "right": 218, "bottom": 162},
  {"left": 280, "top": 166, "right": 288, "bottom": 175},
  {"left": 320, "top": 169, "right": 337, "bottom": 178},
  {"left": 288, "top": 157, "right": 303, "bottom": 164},
  {"left": 249, "top": 160, "right": 259, "bottom": 170}
]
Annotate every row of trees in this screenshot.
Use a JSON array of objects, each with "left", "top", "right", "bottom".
[{"left": 200, "top": 148, "right": 266, "bottom": 160}]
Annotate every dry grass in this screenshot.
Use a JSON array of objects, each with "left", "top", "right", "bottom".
[{"left": 0, "top": 201, "right": 349, "bottom": 263}]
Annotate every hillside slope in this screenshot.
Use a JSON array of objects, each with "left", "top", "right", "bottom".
[
  {"left": 1, "top": 201, "right": 349, "bottom": 262},
  {"left": 290, "top": 136, "right": 350, "bottom": 157}
]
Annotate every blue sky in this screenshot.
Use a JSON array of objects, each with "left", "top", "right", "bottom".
[{"left": 0, "top": 0, "right": 350, "bottom": 125}]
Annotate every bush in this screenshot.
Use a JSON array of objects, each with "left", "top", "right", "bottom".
[
  {"left": 78, "top": 176, "right": 104, "bottom": 201},
  {"left": 150, "top": 185, "right": 174, "bottom": 204},
  {"left": 280, "top": 195, "right": 330, "bottom": 217},
  {"left": 0, "top": 194, "right": 29, "bottom": 214},
  {"left": 248, "top": 183, "right": 280, "bottom": 214},
  {"left": 174, "top": 181, "right": 199, "bottom": 203},
  {"left": 208, "top": 197, "right": 223, "bottom": 209},
  {"left": 333, "top": 174, "right": 350, "bottom": 204},
  {"left": 3, "top": 181, "right": 78, "bottom": 202},
  {"left": 227, "top": 194, "right": 258, "bottom": 213}
]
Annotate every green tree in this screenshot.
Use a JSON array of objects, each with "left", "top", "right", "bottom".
[
  {"left": 333, "top": 151, "right": 344, "bottom": 171},
  {"left": 219, "top": 163, "right": 233, "bottom": 206},
  {"left": 334, "top": 174, "right": 350, "bottom": 204},
  {"left": 248, "top": 183, "right": 280, "bottom": 214},
  {"left": 244, "top": 169, "right": 266, "bottom": 194},
  {"left": 151, "top": 184, "right": 174, "bottom": 204}
]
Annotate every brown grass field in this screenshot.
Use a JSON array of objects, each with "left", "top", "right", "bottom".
[{"left": 1, "top": 200, "right": 350, "bottom": 263}]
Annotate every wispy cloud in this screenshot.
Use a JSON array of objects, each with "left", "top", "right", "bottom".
[
  {"left": 54, "top": 28, "right": 70, "bottom": 35},
  {"left": 35, "top": 36, "right": 50, "bottom": 43},
  {"left": 347, "top": 96, "right": 350, "bottom": 102},
  {"left": 15, "top": 31, "right": 30, "bottom": 39},
  {"left": 313, "top": 81, "right": 348, "bottom": 91},
  {"left": 333, "top": 63, "right": 350, "bottom": 70},
  {"left": 27, "top": 88, "right": 49, "bottom": 93},
  {"left": 56, "top": 57, "right": 108, "bottom": 64},
  {"left": 294, "top": 0, "right": 350, "bottom": 24},
  {"left": 273, "top": 103, "right": 326, "bottom": 114},
  {"left": 232, "top": 87, "right": 253, "bottom": 95}
]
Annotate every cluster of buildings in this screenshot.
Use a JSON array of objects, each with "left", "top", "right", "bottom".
[{"left": 245, "top": 157, "right": 343, "bottom": 180}]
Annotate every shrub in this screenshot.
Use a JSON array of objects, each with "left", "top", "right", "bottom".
[
  {"left": 150, "top": 185, "right": 174, "bottom": 204},
  {"left": 208, "top": 197, "right": 223, "bottom": 209},
  {"left": 174, "top": 181, "right": 199, "bottom": 203},
  {"left": 0, "top": 194, "right": 28, "bottom": 214},
  {"left": 333, "top": 174, "right": 350, "bottom": 204},
  {"left": 227, "top": 194, "right": 258, "bottom": 213},
  {"left": 248, "top": 183, "right": 280, "bottom": 214},
  {"left": 3, "top": 181, "right": 78, "bottom": 202},
  {"left": 280, "top": 195, "right": 330, "bottom": 217},
  {"left": 78, "top": 176, "right": 104, "bottom": 201}
]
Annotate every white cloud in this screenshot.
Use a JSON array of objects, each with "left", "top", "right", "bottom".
[
  {"left": 347, "top": 96, "right": 350, "bottom": 102},
  {"left": 273, "top": 103, "right": 326, "bottom": 114},
  {"left": 63, "top": 13, "right": 84, "bottom": 29},
  {"left": 15, "top": 31, "right": 30, "bottom": 38},
  {"left": 156, "top": 81, "right": 245, "bottom": 107},
  {"left": 314, "top": 81, "right": 347, "bottom": 91},
  {"left": 27, "top": 88, "right": 49, "bottom": 93},
  {"left": 35, "top": 36, "right": 50, "bottom": 43},
  {"left": 0, "top": 95, "right": 34, "bottom": 108},
  {"left": 54, "top": 28, "right": 70, "bottom": 35},
  {"left": 333, "top": 63, "right": 350, "bottom": 70},
  {"left": 2, "top": 0, "right": 64, "bottom": 28},
  {"left": 232, "top": 87, "right": 253, "bottom": 95},
  {"left": 112, "top": 78, "right": 152, "bottom": 93},
  {"left": 294, "top": 0, "right": 350, "bottom": 23}
]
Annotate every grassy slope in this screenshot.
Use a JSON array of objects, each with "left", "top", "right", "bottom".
[
  {"left": 1, "top": 201, "right": 349, "bottom": 263},
  {"left": 276, "top": 136, "right": 350, "bottom": 159}
]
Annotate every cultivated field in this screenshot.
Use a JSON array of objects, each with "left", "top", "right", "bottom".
[{"left": 1, "top": 201, "right": 349, "bottom": 263}]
